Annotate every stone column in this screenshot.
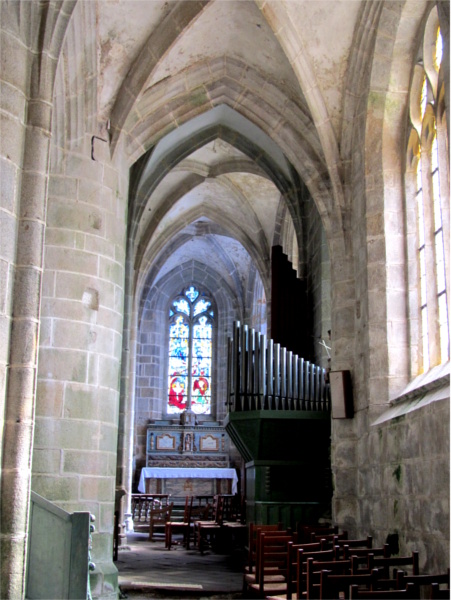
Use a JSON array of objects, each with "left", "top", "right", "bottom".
[
  {"left": 115, "top": 249, "right": 138, "bottom": 544},
  {"left": 0, "top": 2, "right": 73, "bottom": 596},
  {"left": 33, "top": 132, "right": 127, "bottom": 599}
]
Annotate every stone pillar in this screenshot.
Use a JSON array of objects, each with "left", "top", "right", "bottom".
[
  {"left": 0, "top": 2, "right": 73, "bottom": 596},
  {"left": 115, "top": 250, "right": 137, "bottom": 546},
  {"left": 33, "top": 130, "right": 127, "bottom": 599}
]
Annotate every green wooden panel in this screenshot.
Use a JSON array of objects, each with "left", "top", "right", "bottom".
[
  {"left": 26, "top": 492, "right": 89, "bottom": 600},
  {"left": 226, "top": 411, "right": 332, "bottom": 517}
]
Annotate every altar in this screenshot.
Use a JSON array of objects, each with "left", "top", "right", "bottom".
[{"left": 138, "top": 467, "right": 238, "bottom": 495}]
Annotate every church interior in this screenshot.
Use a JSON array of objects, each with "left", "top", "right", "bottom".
[{"left": 1, "top": 1, "right": 449, "bottom": 598}]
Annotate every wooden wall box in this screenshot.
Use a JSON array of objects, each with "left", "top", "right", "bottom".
[{"left": 330, "top": 370, "right": 354, "bottom": 418}]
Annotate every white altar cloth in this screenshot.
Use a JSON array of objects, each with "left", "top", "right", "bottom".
[{"left": 138, "top": 467, "right": 238, "bottom": 494}]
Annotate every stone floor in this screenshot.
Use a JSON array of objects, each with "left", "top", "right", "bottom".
[{"left": 115, "top": 530, "right": 247, "bottom": 599}]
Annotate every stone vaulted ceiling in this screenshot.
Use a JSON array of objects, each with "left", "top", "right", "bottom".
[{"left": 92, "top": 0, "right": 362, "bottom": 303}]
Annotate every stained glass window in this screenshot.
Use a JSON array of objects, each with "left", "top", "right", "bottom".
[
  {"left": 406, "top": 13, "right": 449, "bottom": 373},
  {"left": 167, "top": 286, "right": 213, "bottom": 415}
]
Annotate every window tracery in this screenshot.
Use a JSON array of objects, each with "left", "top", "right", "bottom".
[
  {"left": 167, "top": 285, "right": 213, "bottom": 415},
  {"left": 406, "top": 10, "right": 449, "bottom": 373}
]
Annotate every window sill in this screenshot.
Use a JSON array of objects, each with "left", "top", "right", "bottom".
[{"left": 372, "top": 361, "right": 450, "bottom": 426}]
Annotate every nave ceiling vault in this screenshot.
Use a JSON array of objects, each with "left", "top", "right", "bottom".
[{"left": 92, "top": 0, "right": 360, "bottom": 310}]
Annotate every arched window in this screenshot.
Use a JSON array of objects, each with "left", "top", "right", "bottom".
[
  {"left": 167, "top": 285, "right": 214, "bottom": 415},
  {"left": 406, "top": 9, "right": 449, "bottom": 373}
]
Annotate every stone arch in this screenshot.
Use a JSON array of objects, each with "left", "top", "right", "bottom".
[
  {"left": 109, "top": 0, "right": 210, "bottom": 151},
  {"left": 134, "top": 259, "right": 241, "bottom": 459},
  {"left": 136, "top": 206, "right": 270, "bottom": 312},
  {"left": 51, "top": 0, "right": 98, "bottom": 170},
  {"left": 122, "top": 64, "right": 337, "bottom": 245},
  {"left": 255, "top": 2, "right": 345, "bottom": 215},
  {"left": 133, "top": 170, "right": 270, "bottom": 278},
  {"left": 128, "top": 105, "right": 308, "bottom": 272}
]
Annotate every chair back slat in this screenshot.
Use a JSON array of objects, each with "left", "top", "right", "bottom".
[
  {"left": 319, "top": 567, "right": 381, "bottom": 600},
  {"left": 247, "top": 522, "right": 283, "bottom": 573},
  {"left": 254, "top": 533, "right": 293, "bottom": 597},
  {"left": 368, "top": 551, "right": 420, "bottom": 578},
  {"left": 346, "top": 545, "right": 390, "bottom": 563},
  {"left": 396, "top": 569, "right": 450, "bottom": 597},
  {"left": 349, "top": 582, "right": 418, "bottom": 599}
]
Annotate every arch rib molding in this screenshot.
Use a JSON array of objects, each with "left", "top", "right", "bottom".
[{"left": 132, "top": 105, "right": 302, "bottom": 226}]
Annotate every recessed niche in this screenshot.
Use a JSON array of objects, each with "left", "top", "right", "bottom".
[{"left": 82, "top": 287, "right": 99, "bottom": 310}]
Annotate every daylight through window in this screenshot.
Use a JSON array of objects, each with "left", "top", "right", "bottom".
[
  {"left": 167, "top": 286, "right": 213, "bottom": 415},
  {"left": 407, "top": 16, "right": 449, "bottom": 373}
]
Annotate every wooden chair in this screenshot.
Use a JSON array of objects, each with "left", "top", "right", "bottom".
[
  {"left": 298, "top": 525, "right": 338, "bottom": 544},
  {"left": 196, "top": 494, "right": 225, "bottom": 553},
  {"left": 248, "top": 533, "right": 293, "bottom": 599},
  {"left": 243, "top": 528, "right": 294, "bottom": 593},
  {"left": 245, "top": 523, "right": 284, "bottom": 575},
  {"left": 266, "top": 541, "right": 333, "bottom": 600},
  {"left": 165, "top": 495, "right": 193, "bottom": 550},
  {"left": 336, "top": 536, "right": 373, "bottom": 548},
  {"left": 187, "top": 502, "right": 211, "bottom": 548},
  {"left": 431, "top": 581, "right": 451, "bottom": 599},
  {"left": 319, "top": 568, "right": 382, "bottom": 600},
  {"left": 284, "top": 541, "right": 338, "bottom": 599},
  {"left": 221, "top": 497, "right": 248, "bottom": 549},
  {"left": 396, "top": 569, "right": 450, "bottom": 597},
  {"left": 303, "top": 559, "right": 352, "bottom": 599},
  {"left": 303, "top": 557, "right": 354, "bottom": 599},
  {"left": 149, "top": 501, "right": 173, "bottom": 541},
  {"left": 346, "top": 545, "right": 391, "bottom": 563},
  {"left": 367, "top": 551, "right": 420, "bottom": 579},
  {"left": 333, "top": 536, "right": 373, "bottom": 557},
  {"left": 349, "top": 582, "right": 417, "bottom": 599},
  {"left": 311, "top": 531, "right": 348, "bottom": 543},
  {"left": 299, "top": 550, "right": 339, "bottom": 599}
]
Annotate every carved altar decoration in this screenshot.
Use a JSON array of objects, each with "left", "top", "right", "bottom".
[
  {"left": 143, "top": 420, "right": 233, "bottom": 497},
  {"left": 146, "top": 420, "right": 230, "bottom": 468}
]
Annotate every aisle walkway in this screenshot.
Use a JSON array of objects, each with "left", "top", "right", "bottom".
[{"left": 115, "top": 531, "right": 246, "bottom": 599}]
